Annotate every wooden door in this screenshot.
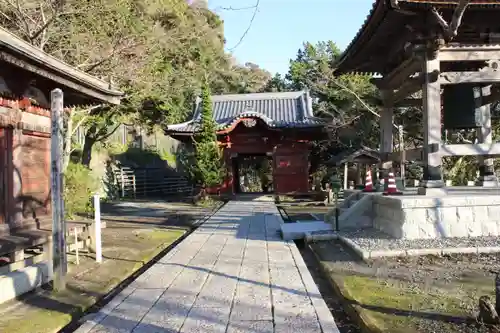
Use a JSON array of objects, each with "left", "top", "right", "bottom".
[
  {"left": 0, "top": 128, "right": 6, "bottom": 224},
  {"left": 273, "top": 151, "right": 309, "bottom": 194}
]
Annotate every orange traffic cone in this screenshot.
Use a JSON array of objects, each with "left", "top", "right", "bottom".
[
  {"left": 362, "top": 169, "right": 375, "bottom": 192},
  {"left": 383, "top": 172, "right": 403, "bottom": 196}
]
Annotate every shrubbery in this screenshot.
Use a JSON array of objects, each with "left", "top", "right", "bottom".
[{"left": 64, "top": 161, "right": 100, "bottom": 219}]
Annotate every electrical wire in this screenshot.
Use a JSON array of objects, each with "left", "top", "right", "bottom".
[
  {"left": 217, "top": 4, "right": 259, "bottom": 11},
  {"left": 226, "top": 0, "right": 260, "bottom": 52}
]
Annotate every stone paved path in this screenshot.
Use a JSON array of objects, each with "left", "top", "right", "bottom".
[{"left": 75, "top": 200, "right": 340, "bottom": 333}]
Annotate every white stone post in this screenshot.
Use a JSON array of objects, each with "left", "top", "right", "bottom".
[
  {"left": 343, "top": 163, "right": 348, "bottom": 189},
  {"left": 94, "top": 194, "right": 102, "bottom": 263},
  {"left": 51, "top": 88, "right": 66, "bottom": 291}
]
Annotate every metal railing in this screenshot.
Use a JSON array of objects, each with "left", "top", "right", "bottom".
[{"left": 116, "top": 167, "right": 193, "bottom": 198}]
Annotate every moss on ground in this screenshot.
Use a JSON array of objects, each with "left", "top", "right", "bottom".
[
  {"left": 0, "top": 228, "right": 185, "bottom": 333},
  {"left": 340, "top": 274, "right": 469, "bottom": 333},
  {"left": 312, "top": 241, "right": 494, "bottom": 333}
]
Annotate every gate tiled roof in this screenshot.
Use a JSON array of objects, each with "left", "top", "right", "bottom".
[{"left": 167, "top": 91, "right": 325, "bottom": 134}]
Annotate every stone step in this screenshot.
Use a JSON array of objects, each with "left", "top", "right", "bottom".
[
  {"left": 281, "top": 221, "right": 333, "bottom": 240},
  {"left": 0, "top": 261, "right": 52, "bottom": 304}
]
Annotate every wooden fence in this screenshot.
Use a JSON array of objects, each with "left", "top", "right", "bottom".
[{"left": 115, "top": 167, "right": 193, "bottom": 198}]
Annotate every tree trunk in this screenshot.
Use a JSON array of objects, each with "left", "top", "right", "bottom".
[
  {"left": 63, "top": 113, "right": 73, "bottom": 171},
  {"left": 81, "top": 136, "right": 95, "bottom": 167}
]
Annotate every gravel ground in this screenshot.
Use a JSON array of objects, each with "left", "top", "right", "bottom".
[
  {"left": 338, "top": 228, "right": 500, "bottom": 251},
  {"left": 312, "top": 240, "right": 500, "bottom": 333}
]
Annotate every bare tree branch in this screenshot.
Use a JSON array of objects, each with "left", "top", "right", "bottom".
[
  {"left": 430, "top": 0, "right": 470, "bottom": 41},
  {"left": 95, "top": 123, "right": 122, "bottom": 142},
  {"left": 38, "top": 2, "right": 49, "bottom": 49},
  {"left": 3, "top": 0, "right": 32, "bottom": 36},
  {"left": 329, "top": 79, "right": 381, "bottom": 119}
]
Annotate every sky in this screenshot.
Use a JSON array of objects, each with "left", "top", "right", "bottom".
[{"left": 209, "top": 0, "right": 375, "bottom": 76}]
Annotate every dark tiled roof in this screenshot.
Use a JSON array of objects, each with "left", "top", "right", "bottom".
[
  {"left": 327, "top": 146, "right": 381, "bottom": 166},
  {"left": 167, "top": 91, "right": 325, "bottom": 133}
]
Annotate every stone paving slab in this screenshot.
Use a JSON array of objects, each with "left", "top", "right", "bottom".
[{"left": 75, "top": 200, "right": 340, "bottom": 333}]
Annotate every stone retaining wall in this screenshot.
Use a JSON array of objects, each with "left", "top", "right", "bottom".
[{"left": 373, "top": 195, "right": 500, "bottom": 239}]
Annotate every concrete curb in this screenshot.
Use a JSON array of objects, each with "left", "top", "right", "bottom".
[
  {"left": 287, "top": 241, "right": 341, "bottom": 333},
  {"left": 308, "top": 244, "right": 383, "bottom": 333},
  {"left": 304, "top": 233, "right": 500, "bottom": 259},
  {"left": 364, "top": 245, "right": 500, "bottom": 259}
]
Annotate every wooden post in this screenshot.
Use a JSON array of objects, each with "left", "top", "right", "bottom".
[
  {"left": 132, "top": 174, "right": 136, "bottom": 199},
  {"left": 120, "top": 168, "right": 125, "bottom": 197},
  {"left": 94, "top": 194, "right": 102, "bottom": 263},
  {"left": 355, "top": 164, "right": 361, "bottom": 187},
  {"left": 380, "top": 90, "right": 394, "bottom": 189},
  {"left": 74, "top": 227, "right": 79, "bottom": 265},
  {"left": 418, "top": 52, "right": 445, "bottom": 195},
  {"left": 399, "top": 125, "right": 405, "bottom": 188},
  {"left": 476, "top": 85, "right": 498, "bottom": 186},
  {"left": 51, "top": 88, "right": 66, "bottom": 291}
]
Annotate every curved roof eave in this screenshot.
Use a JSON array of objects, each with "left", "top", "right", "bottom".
[
  {"left": 167, "top": 119, "right": 195, "bottom": 130},
  {"left": 335, "top": 0, "right": 500, "bottom": 75},
  {"left": 334, "top": 0, "right": 387, "bottom": 75},
  {"left": 0, "top": 27, "right": 123, "bottom": 104}
]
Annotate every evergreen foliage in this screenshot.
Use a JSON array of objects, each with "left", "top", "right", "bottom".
[{"left": 192, "top": 84, "right": 224, "bottom": 189}]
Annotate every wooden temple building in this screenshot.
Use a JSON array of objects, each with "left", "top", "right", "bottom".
[
  {"left": 327, "top": 146, "right": 381, "bottom": 189},
  {"left": 0, "top": 26, "right": 122, "bottom": 302},
  {"left": 336, "top": 0, "right": 500, "bottom": 194},
  {"left": 166, "top": 91, "right": 325, "bottom": 195}
]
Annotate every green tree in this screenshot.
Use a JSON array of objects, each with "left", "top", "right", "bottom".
[
  {"left": 191, "top": 84, "right": 224, "bottom": 193},
  {"left": 261, "top": 73, "right": 289, "bottom": 92},
  {"left": 286, "top": 41, "right": 379, "bottom": 149},
  {"left": 0, "top": 0, "right": 269, "bottom": 166},
  {"left": 281, "top": 41, "right": 379, "bottom": 176}
]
